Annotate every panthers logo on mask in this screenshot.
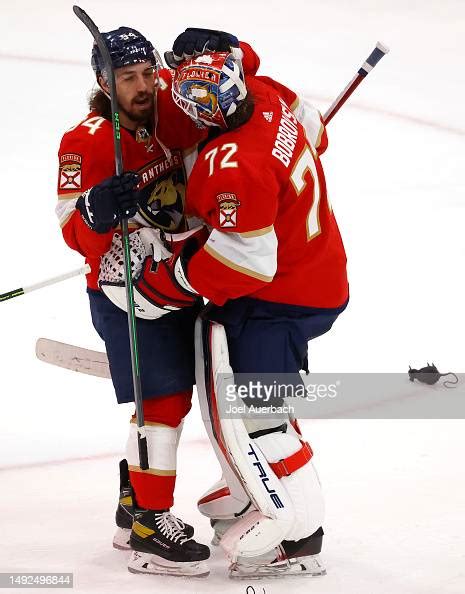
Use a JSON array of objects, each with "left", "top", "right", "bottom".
[{"left": 183, "top": 81, "right": 219, "bottom": 118}]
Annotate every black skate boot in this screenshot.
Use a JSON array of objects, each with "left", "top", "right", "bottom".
[
  {"left": 113, "top": 459, "right": 194, "bottom": 550},
  {"left": 128, "top": 508, "right": 210, "bottom": 577},
  {"left": 229, "top": 527, "right": 326, "bottom": 579}
]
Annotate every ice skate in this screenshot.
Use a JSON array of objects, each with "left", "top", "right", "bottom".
[
  {"left": 229, "top": 553, "right": 326, "bottom": 579},
  {"left": 113, "top": 460, "right": 193, "bottom": 550},
  {"left": 229, "top": 529, "right": 326, "bottom": 579},
  {"left": 128, "top": 509, "right": 210, "bottom": 577}
]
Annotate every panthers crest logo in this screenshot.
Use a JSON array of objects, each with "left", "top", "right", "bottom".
[
  {"left": 136, "top": 151, "right": 187, "bottom": 231},
  {"left": 59, "top": 153, "right": 82, "bottom": 190},
  {"left": 217, "top": 192, "right": 240, "bottom": 228}
]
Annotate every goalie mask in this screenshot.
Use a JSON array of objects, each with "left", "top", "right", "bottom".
[{"left": 172, "top": 50, "right": 247, "bottom": 128}]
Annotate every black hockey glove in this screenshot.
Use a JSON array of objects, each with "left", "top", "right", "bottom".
[
  {"left": 165, "top": 28, "right": 239, "bottom": 68},
  {"left": 76, "top": 172, "right": 139, "bottom": 234}
]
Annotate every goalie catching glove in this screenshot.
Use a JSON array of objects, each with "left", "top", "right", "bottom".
[{"left": 98, "top": 226, "right": 206, "bottom": 319}]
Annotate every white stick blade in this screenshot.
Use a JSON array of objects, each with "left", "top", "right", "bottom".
[{"left": 35, "top": 338, "right": 111, "bottom": 379}]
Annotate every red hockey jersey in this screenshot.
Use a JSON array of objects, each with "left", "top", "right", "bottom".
[
  {"left": 56, "top": 69, "right": 205, "bottom": 290},
  {"left": 185, "top": 75, "right": 349, "bottom": 309}
]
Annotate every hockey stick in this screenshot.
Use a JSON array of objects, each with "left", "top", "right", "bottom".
[
  {"left": 323, "top": 41, "right": 389, "bottom": 125},
  {"left": 1, "top": 264, "right": 90, "bottom": 303},
  {"left": 73, "top": 5, "right": 148, "bottom": 470},
  {"left": 36, "top": 338, "right": 110, "bottom": 379}
]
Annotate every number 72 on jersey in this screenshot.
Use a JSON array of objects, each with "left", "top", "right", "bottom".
[{"left": 205, "top": 140, "right": 329, "bottom": 242}]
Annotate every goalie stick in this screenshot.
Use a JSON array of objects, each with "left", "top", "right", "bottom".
[
  {"left": 323, "top": 41, "right": 389, "bottom": 125},
  {"left": 36, "top": 338, "right": 110, "bottom": 379},
  {"left": 73, "top": 5, "right": 148, "bottom": 469}
]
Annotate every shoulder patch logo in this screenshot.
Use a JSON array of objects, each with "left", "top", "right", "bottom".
[
  {"left": 217, "top": 193, "right": 240, "bottom": 228},
  {"left": 262, "top": 111, "right": 274, "bottom": 123},
  {"left": 59, "top": 154, "right": 82, "bottom": 190}
]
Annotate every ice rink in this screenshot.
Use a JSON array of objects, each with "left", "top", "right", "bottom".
[{"left": 1, "top": 1, "right": 464, "bottom": 592}]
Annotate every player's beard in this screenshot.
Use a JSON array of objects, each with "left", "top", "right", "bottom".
[{"left": 119, "top": 91, "right": 155, "bottom": 127}]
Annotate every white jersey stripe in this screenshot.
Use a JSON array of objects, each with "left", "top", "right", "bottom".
[
  {"left": 55, "top": 196, "right": 79, "bottom": 228},
  {"left": 292, "top": 98, "right": 324, "bottom": 150},
  {"left": 204, "top": 227, "right": 277, "bottom": 282}
]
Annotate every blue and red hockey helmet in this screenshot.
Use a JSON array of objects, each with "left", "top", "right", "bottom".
[
  {"left": 91, "top": 27, "right": 161, "bottom": 79},
  {"left": 172, "top": 49, "right": 247, "bottom": 129}
]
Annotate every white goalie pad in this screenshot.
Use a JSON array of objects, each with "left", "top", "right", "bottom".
[
  {"left": 195, "top": 319, "right": 254, "bottom": 520},
  {"left": 198, "top": 476, "right": 251, "bottom": 521},
  {"left": 241, "top": 423, "right": 324, "bottom": 543},
  {"left": 194, "top": 318, "right": 324, "bottom": 560}
]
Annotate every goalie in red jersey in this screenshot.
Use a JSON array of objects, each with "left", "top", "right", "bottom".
[{"left": 139, "top": 42, "right": 349, "bottom": 578}]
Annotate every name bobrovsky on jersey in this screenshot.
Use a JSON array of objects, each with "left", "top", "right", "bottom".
[{"left": 272, "top": 97, "right": 299, "bottom": 168}]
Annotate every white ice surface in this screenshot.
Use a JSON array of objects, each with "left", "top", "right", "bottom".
[{"left": 0, "top": 1, "right": 464, "bottom": 592}]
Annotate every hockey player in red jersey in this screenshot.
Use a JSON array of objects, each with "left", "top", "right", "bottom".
[
  {"left": 55, "top": 26, "right": 243, "bottom": 578},
  {"left": 168, "top": 46, "right": 347, "bottom": 308},
  {"left": 137, "top": 42, "right": 349, "bottom": 577}
]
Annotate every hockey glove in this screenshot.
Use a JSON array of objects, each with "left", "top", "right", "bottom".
[
  {"left": 133, "top": 227, "right": 208, "bottom": 315},
  {"left": 165, "top": 28, "right": 239, "bottom": 68},
  {"left": 76, "top": 172, "right": 139, "bottom": 234}
]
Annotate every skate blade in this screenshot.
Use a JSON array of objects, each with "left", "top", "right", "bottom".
[
  {"left": 113, "top": 527, "right": 131, "bottom": 550},
  {"left": 128, "top": 551, "right": 210, "bottom": 578},
  {"left": 229, "top": 554, "right": 326, "bottom": 580}
]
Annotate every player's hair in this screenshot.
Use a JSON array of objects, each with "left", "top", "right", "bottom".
[
  {"left": 88, "top": 88, "right": 112, "bottom": 120},
  {"left": 225, "top": 93, "right": 254, "bottom": 130}
]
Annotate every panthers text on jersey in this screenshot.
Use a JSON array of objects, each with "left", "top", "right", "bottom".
[{"left": 185, "top": 74, "right": 349, "bottom": 309}]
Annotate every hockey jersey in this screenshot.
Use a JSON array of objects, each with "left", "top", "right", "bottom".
[
  {"left": 56, "top": 69, "right": 206, "bottom": 290},
  {"left": 185, "top": 74, "right": 349, "bottom": 309}
]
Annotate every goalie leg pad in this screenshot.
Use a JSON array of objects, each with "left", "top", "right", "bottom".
[
  {"left": 219, "top": 425, "right": 324, "bottom": 558},
  {"left": 249, "top": 430, "right": 324, "bottom": 542},
  {"left": 195, "top": 318, "right": 253, "bottom": 520},
  {"left": 195, "top": 318, "right": 324, "bottom": 559},
  {"left": 197, "top": 476, "right": 252, "bottom": 521}
]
